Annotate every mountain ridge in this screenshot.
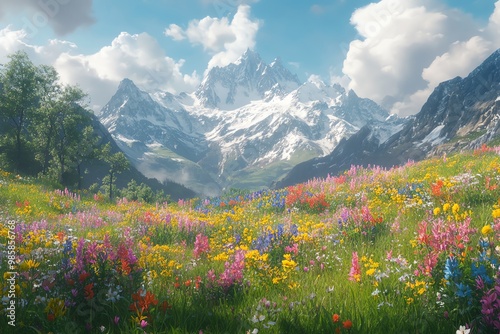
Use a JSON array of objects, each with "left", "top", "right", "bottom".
[
  {"left": 98, "top": 50, "right": 406, "bottom": 196},
  {"left": 276, "top": 48, "right": 500, "bottom": 188}
]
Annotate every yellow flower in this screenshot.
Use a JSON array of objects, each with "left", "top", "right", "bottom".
[
  {"left": 481, "top": 225, "right": 493, "bottom": 236},
  {"left": 366, "top": 268, "right": 376, "bottom": 276},
  {"left": 492, "top": 208, "right": 500, "bottom": 219},
  {"left": 282, "top": 258, "right": 297, "bottom": 271},
  {"left": 452, "top": 203, "right": 460, "bottom": 214},
  {"left": 443, "top": 203, "right": 450, "bottom": 212},
  {"left": 45, "top": 298, "right": 67, "bottom": 318},
  {"left": 20, "top": 259, "right": 40, "bottom": 271},
  {"left": 433, "top": 207, "right": 441, "bottom": 216}
]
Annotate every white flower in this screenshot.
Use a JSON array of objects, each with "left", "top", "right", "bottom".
[{"left": 456, "top": 325, "right": 470, "bottom": 334}]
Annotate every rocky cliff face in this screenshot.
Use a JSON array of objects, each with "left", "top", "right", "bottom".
[{"left": 277, "top": 49, "right": 500, "bottom": 188}]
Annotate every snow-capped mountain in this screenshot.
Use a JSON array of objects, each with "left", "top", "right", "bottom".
[
  {"left": 195, "top": 49, "right": 301, "bottom": 109},
  {"left": 98, "top": 50, "right": 405, "bottom": 196},
  {"left": 277, "top": 48, "right": 500, "bottom": 188}
]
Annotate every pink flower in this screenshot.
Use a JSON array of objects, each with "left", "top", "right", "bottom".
[
  {"left": 348, "top": 252, "right": 361, "bottom": 282},
  {"left": 194, "top": 233, "right": 210, "bottom": 258}
]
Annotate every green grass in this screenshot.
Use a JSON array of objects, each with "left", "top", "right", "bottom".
[{"left": 1, "top": 147, "right": 500, "bottom": 333}]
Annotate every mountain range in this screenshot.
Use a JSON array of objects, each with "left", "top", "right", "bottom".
[
  {"left": 97, "top": 49, "right": 405, "bottom": 196},
  {"left": 276, "top": 49, "right": 500, "bottom": 188}
]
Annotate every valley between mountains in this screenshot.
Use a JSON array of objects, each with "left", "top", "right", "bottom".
[{"left": 97, "top": 48, "right": 499, "bottom": 197}]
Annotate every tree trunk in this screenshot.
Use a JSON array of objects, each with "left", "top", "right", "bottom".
[{"left": 109, "top": 172, "right": 113, "bottom": 200}]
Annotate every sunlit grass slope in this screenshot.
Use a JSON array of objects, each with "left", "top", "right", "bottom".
[{"left": 1, "top": 145, "right": 500, "bottom": 333}]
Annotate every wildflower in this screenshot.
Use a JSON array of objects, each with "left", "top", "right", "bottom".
[
  {"left": 456, "top": 325, "right": 470, "bottom": 334},
  {"left": 84, "top": 283, "right": 94, "bottom": 300},
  {"left": 106, "top": 286, "right": 122, "bottom": 303},
  {"left": 455, "top": 283, "right": 472, "bottom": 298},
  {"left": 332, "top": 313, "right": 340, "bottom": 322},
  {"left": 444, "top": 256, "right": 461, "bottom": 283},
  {"left": 481, "top": 225, "right": 493, "bottom": 236},
  {"left": 342, "top": 320, "right": 353, "bottom": 330},
  {"left": 45, "top": 298, "right": 66, "bottom": 319},
  {"left": 20, "top": 259, "right": 39, "bottom": 270},
  {"left": 114, "top": 316, "right": 120, "bottom": 325},
  {"left": 193, "top": 233, "right": 210, "bottom": 258},
  {"left": 366, "top": 268, "right": 376, "bottom": 276},
  {"left": 140, "top": 319, "right": 148, "bottom": 328},
  {"left": 433, "top": 207, "right": 441, "bottom": 216},
  {"left": 348, "top": 252, "right": 361, "bottom": 282}
]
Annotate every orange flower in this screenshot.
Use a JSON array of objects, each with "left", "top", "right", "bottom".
[
  {"left": 84, "top": 283, "right": 94, "bottom": 300},
  {"left": 130, "top": 289, "right": 159, "bottom": 313},
  {"left": 184, "top": 279, "right": 192, "bottom": 287},
  {"left": 332, "top": 313, "right": 340, "bottom": 323},
  {"left": 343, "top": 320, "right": 353, "bottom": 330}
]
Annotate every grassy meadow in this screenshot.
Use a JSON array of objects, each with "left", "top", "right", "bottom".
[{"left": 1, "top": 145, "right": 500, "bottom": 333}]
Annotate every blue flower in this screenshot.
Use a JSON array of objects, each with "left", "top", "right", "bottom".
[
  {"left": 455, "top": 283, "right": 472, "bottom": 299},
  {"left": 63, "top": 239, "right": 73, "bottom": 255},
  {"left": 444, "top": 256, "right": 461, "bottom": 283},
  {"left": 471, "top": 263, "right": 493, "bottom": 285}
]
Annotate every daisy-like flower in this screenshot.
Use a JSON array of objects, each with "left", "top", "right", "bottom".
[{"left": 456, "top": 325, "right": 470, "bottom": 334}]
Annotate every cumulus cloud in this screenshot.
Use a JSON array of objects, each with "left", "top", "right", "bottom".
[
  {"left": 0, "top": 0, "right": 95, "bottom": 36},
  {"left": 165, "top": 5, "right": 260, "bottom": 70},
  {"left": 0, "top": 27, "right": 200, "bottom": 111},
  {"left": 164, "top": 24, "right": 185, "bottom": 41},
  {"left": 342, "top": 0, "right": 500, "bottom": 116}
]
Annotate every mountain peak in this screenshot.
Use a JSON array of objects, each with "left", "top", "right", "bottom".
[
  {"left": 117, "top": 78, "right": 141, "bottom": 94},
  {"left": 235, "top": 48, "right": 262, "bottom": 65},
  {"left": 196, "top": 50, "right": 301, "bottom": 109}
]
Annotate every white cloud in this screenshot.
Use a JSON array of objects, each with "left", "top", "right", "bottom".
[
  {"left": 422, "top": 37, "right": 493, "bottom": 88},
  {"left": 0, "top": 27, "right": 200, "bottom": 111},
  {"left": 164, "top": 24, "right": 186, "bottom": 41},
  {"left": 0, "top": 0, "right": 95, "bottom": 36},
  {"left": 165, "top": 5, "right": 260, "bottom": 70},
  {"left": 342, "top": 0, "right": 500, "bottom": 116}
]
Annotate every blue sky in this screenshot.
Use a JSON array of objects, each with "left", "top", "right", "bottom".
[{"left": 0, "top": 0, "right": 499, "bottom": 115}]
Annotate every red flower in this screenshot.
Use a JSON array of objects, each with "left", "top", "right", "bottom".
[
  {"left": 342, "top": 320, "right": 353, "bottom": 330},
  {"left": 79, "top": 272, "right": 90, "bottom": 282},
  {"left": 47, "top": 313, "right": 55, "bottom": 322},
  {"left": 332, "top": 313, "right": 340, "bottom": 323},
  {"left": 84, "top": 283, "right": 94, "bottom": 300}
]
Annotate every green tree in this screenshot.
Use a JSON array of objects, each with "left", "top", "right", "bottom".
[
  {"left": 101, "top": 144, "right": 130, "bottom": 200},
  {"left": 74, "top": 125, "right": 100, "bottom": 190},
  {"left": 49, "top": 86, "right": 91, "bottom": 184},
  {"left": 31, "top": 65, "right": 61, "bottom": 174},
  {"left": 0, "top": 51, "right": 42, "bottom": 172}
]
